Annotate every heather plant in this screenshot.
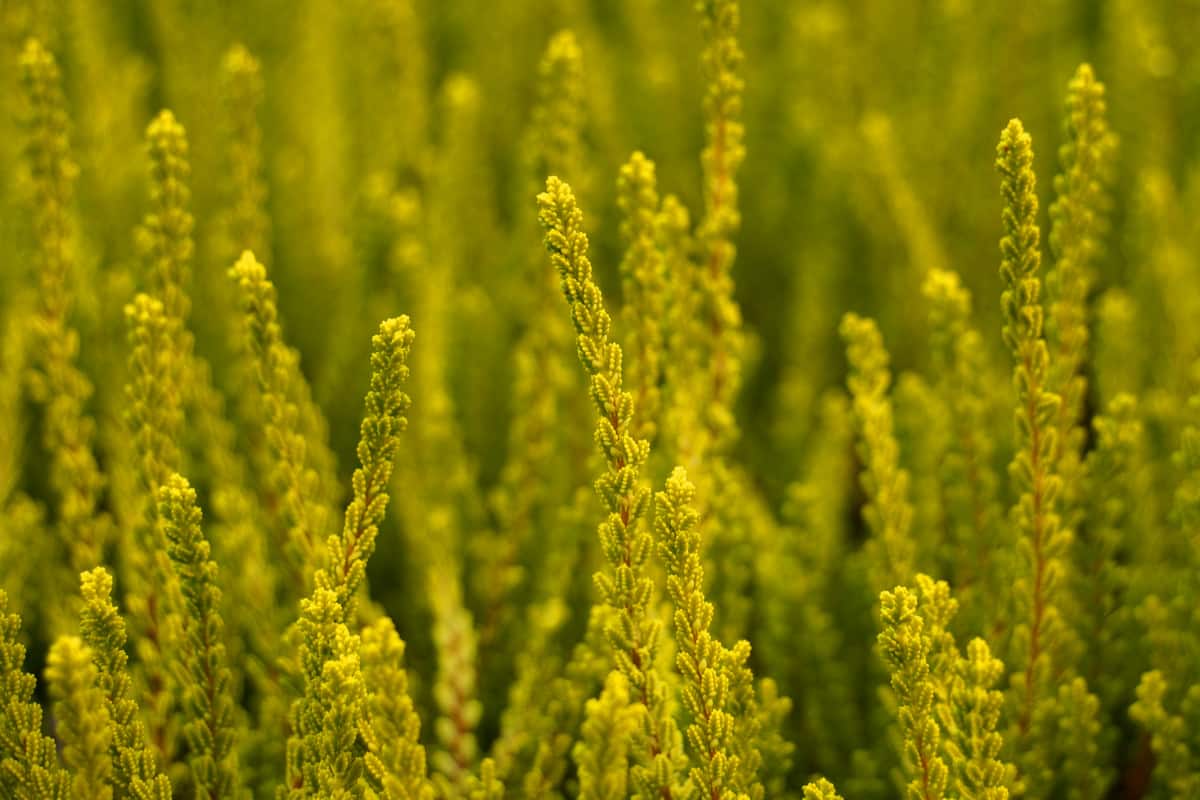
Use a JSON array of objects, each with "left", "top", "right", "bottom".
[{"left": 2, "top": 1, "right": 1200, "bottom": 799}]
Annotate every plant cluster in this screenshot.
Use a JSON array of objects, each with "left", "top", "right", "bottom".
[{"left": 1, "top": 1, "right": 1198, "bottom": 798}]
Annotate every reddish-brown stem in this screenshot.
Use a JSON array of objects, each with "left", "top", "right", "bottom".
[
  {"left": 919, "top": 745, "right": 934, "bottom": 800},
  {"left": 605, "top": 406, "right": 670, "bottom": 799},
  {"left": 199, "top": 593, "right": 221, "bottom": 800},
  {"left": 1019, "top": 346, "right": 1049, "bottom": 735},
  {"left": 706, "top": 116, "right": 732, "bottom": 423},
  {"left": 338, "top": 476, "right": 381, "bottom": 593}
]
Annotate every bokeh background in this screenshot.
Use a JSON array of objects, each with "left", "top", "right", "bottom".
[
  {"left": 4, "top": 1, "right": 1198, "bottom": 493},
  {"left": 3, "top": 1, "right": 1200, "bottom": 795}
]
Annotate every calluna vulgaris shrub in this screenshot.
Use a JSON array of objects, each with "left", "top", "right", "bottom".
[{"left": 1, "top": 1, "right": 1199, "bottom": 798}]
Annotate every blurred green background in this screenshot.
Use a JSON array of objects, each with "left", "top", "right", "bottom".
[
  {"left": 5, "top": 1, "right": 1200, "bottom": 794},
  {"left": 4, "top": 0, "right": 1198, "bottom": 503}
]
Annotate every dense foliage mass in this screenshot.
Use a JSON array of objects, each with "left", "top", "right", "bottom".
[{"left": 0, "top": 1, "right": 1198, "bottom": 798}]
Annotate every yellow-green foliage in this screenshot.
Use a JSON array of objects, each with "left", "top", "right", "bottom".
[
  {"left": 287, "top": 315, "right": 414, "bottom": 796},
  {"left": 841, "top": 312, "right": 914, "bottom": 589},
  {"left": 0, "top": 591, "right": 72, "bottom": 798},
  {"left": 655, "top": 467, "right": 748, "bottom": 799},
  {"left": 230, "top": 250, "right": 331, "bottom": 590},
  {"left": 159, "top": 474, "right": 242, "bottom": 799},
  {"left": 19, "top": 39, "right": 108, "bottom": 591},
  {"left": 4, "top": 3, "right": 1200, "bottom": 800},
  {"left": 573, "top": 671, "right": 637, "bottom": 800},
  {"left": 78, "top": 567, "right": 173, "bottom": 800},
  {"left": 877, "top": 586, "right": 949, "bottom": 800},
  {"left": 538, "top": 175, "right": 686, "bottom": 798},
  {"left": 46, "top": 635, "right": 112, "bottom": 800},
  {"left": 359, "top": 617, "right": 433, "bottom": 799}
]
